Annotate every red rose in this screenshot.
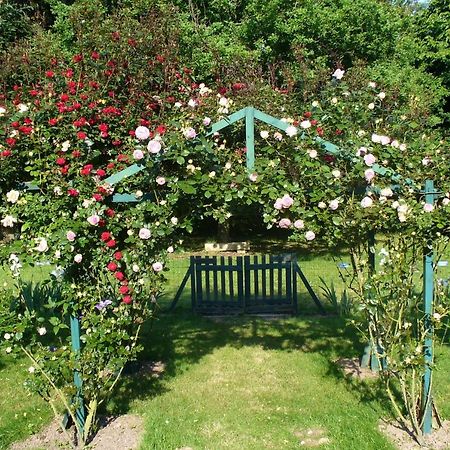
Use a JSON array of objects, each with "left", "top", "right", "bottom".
[
  {"left": 98, "top": 123, "right": 108, "bottom": 133},
  {"left": 93, "top": 193, "right": 103, "bottom": 202},
  {"left": 107, "top": 261, "right": 118, "bottom": 271},
  {"left": 316, "top": 127, "right": 324, "bottom": 136},
  {"left": 77, "top": 131, "right": 87, "bottom": 140},
  {"left": 106, "top": 240, "right": 116, "bottom": 248},
  {"left": 19, "top": 126, "right": 33, "bottom": 134},
  {"left": 155, "top": 125, "right": 166, "bottom": 135},
  {"left": 112, "top": 140, "right": 122, "bottom": 146},
  {"left": 117, "top": 154, "right": 128, "bottom": 162},
  {"left": 106, "top": 208, "right": 115, "bottom": 218},
  {"left": 107, "top": 162, "right": 115, "bottom": 169},
  {"left": 72, "top": 150, "right": 81, "bottom": 158},
  {"left": 68, "top": 188, "right": 79, "bottom": 197},
  {"left": 60, "top": 165, "right": 69, "bottom": 175},
  {"left": 11, "top": 121, "right": 19, "bottom": 128},
  {"left": 101, "top": 231, "right": 111, "bottom": 242},
  {"left": 304, "top": 111, "right": 312, "bottom": 118},
  {"left": 128, "top": 38, "right": 137, "bottom": 47},
  {"left": 128, "top": 130, "right": 136, "bottom": 136},
  {"left": 335, "top": 129, "right": 343, "bottom": 135},
  {"left": 311, "top": 119, "right": 318, "bottom": 126},
  {"left": 29, "top": 90, "right": 39, "bottom": 97},
  {"left": 1, "top": 150, "right": 12, "bottom": 157},
  {"left": 6, "top": 138, "right": 16, "bottom": 147},
  {"left": 64, "top": 69, "right": 74, "bottom": 78},
  {"left": 114, "top": 251, "right": 122, "bottom": 260},
  {"left": 91, "top": 51, "right": 100, "bottom": 60},
  {"left": 96, "top": 169, "right": 106, "bottom": 177},
  {"left": 60, "top": 93, "right": 70, "bottom": 102},
  {"left": 166, "top": 96, "right": 175, "bottom": 104},
  {"left": 156, "top": 54, "right": 165, "bottom": 63},
  {"left": 140, "top": 118, "right": 150, "bottom": 126},
  {"left": 48, "top": 118, "right": 58, "bottom": 126},
  {"left": 56, "top": 157, "right": 66, "bottom": 166},
  {"left": 45, "top": 70, "right": 55, "bottom": 78},
  {"left": 119, "top": 285, "right": 129, "bottom": 295},
  {"left": 114, "top": 271, "right": 125, "bottom": 281},
  {"left": 73, "top": 54, "right": 83, "bottom": 63},
  {"left": 111, "top": 31, "right": 120, "bottom": 41},
  {"left": 122, "top": 295, "right": 132, "bottom": 304},
  {"left": 72, "top": 102, "right": 81, "bottom": 110}
]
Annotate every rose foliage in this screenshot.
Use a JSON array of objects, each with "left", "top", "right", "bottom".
[{"left": 0, "top": 38, "right": 449, "bottom": 443}]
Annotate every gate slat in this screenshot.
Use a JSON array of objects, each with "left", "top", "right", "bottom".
[
  {"left": 286, "top": 258, "right": 292, "bottom": 304},
  {"left": 220, "top": 256, "right": 226, "bottom": 299},
  {"left": 254, "top": 255, "right": 259, "bottom": 299},
  {"left": 237, "top": 257, "right": 244, "bottom": 308},
  {"left": 244, "top": 256, "right": 250, "bottom": 305},
  {"left": 213, "top": 256, "right": 218, "bottom": 302},
  {"left": 269, "top": 255, "right": 274, "bottom": 299},
  {"left": 228, "top": 256, "right": 234, "bottom": 301},
  {"left": 195, "top": 257, "right": 203, "bottom": 305},
  {"left": 261, "top": 255, "right": 267, "bottom": 301},
  {"left": 205, "top": 257, "right": 211, "bottom": 302},
  {"left": 278, "top": 261, "right": 282, "bottom": 298}
]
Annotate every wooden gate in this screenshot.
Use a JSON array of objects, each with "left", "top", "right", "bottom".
[{"left": 171, "top": 254, "right": 325, "bottom": 315}]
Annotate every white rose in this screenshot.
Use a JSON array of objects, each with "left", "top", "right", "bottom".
[
  {"left": 6, "top": 190, "right": 20, "bottom": 203},
  {"left": 260, "top": 130, "right": 269, "bottom": 139},
  {"left": 1, "top": 215, "right": 17, "bottom": 228},
  {"left": 35, "top": 238, "right": 48, "bottom": 252}
]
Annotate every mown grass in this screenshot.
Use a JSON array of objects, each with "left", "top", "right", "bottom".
[{"left": 0, "top": 250, "right": 449, "bottom": 449}]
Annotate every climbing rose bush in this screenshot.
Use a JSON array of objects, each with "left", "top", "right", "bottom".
[{"left": 0, "top": 53, "right": 449, "bottom": 444}]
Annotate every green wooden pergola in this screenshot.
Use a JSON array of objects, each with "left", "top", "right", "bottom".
[{"left": 26, "top": 106, "right": 437, "bottom": 436}]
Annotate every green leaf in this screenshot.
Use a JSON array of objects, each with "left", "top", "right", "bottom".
[{"left": 178, "top": 181, "right": 197, "bottom": 194}]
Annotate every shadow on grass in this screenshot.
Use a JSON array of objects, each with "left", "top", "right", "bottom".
[{"left": 106, "top": 292, "right": 382, "bottom": 416}]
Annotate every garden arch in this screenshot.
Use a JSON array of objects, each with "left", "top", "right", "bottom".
[{"left": 18, "top": 106, "right": 441, "bottom": 440}]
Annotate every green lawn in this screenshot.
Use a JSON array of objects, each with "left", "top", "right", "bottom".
[{"left": 0, "top": 252, "right": 449, "bottom": 450}]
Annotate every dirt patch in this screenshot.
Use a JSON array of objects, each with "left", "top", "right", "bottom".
[
  {"left": 10, "top": 414, "right": 144, "bottom": 450},
  {"left": 380, "top": 420, "right": 450, "bottom": 450},
  {"left": 127, "top": 360, "right": 166, "bottom": 378},
  {"left": 293, "top": 427, "right": 331, "bottom": 447},
  {"left": 335, "top": 357, "right": 378, "bottom": 380}
]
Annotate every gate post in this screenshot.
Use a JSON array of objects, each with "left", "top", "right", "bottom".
[
  {"left": 70, "top": 314, "right": 85, "bottom": 439},
  {"left": 422, "top": 180, "right": 435, "bottom": 435}
]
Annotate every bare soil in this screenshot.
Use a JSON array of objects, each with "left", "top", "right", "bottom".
[
  {"left": 293, "top": 427, "right": 331, "bottom": 447},
  {"left": 335, "top": 357, "right": 379, "bottom": 380},
  {"left": 380, "top": 420, "right": 450, "bottom": 450},
  {"left": 10, "top": 414, "right": 144, "bottom": 450}
]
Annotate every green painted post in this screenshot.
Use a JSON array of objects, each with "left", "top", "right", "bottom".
[
  {"left": 422, "top": 179, "right": 434, "bottom": 435},
  {"left": 70, "top": 315, "right": 85, "bottom": 438},
  {"left": 245, "top": 107, "right": 255, "bottom": 171}
]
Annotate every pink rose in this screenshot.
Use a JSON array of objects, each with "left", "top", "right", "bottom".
[
  {"left": 329, "top": 199, "right": 339, "bottom": 210},
  {"left": 305, "top": 231, "right": 316, "bottom": 241},
  {"left": 281, "top": 194, "right": 294, "bottom": 208},
  {"left": 135, "top": 126, "right": 150, "bottom": 140},
  {"left": 152, "top": 261, "right": 163, "bottom": 272},
  {"left": 278, "top": 218, "right": 292, "bottom": 229},
  {"left": 364, "top": 168, "right": 375, "bottom": 182},
  {"left": 133, "top": 149, "right": 144, "bottom": 160},
  {"left": 147, "top": 140, "right": 162, "bottom": 154},
  {"left": 274, "top": 199, "right": 283, "bottom": 210},
  {"left": 360, "top": 196, "right": 373, "bottom": 208},
  {"left": 249, "top": 173, "right": 258, "bottom": 182},
  {"left": 156, "top": 176, "right": 166, "bottom": 185},
  {"left": 203, "top": 117, "right": 211, "bottom": 126},
  {"left": 423, "top": 203, "right": 434, "bottom": 212},
  {"left": 74, "top": 254, "right": 83, "bottom": 263},
  {"left": 139, "top": 228, "right": 151, "bottom": 239},
  {"left": 66, "top": 230, "right": 76, "bottom": 242},
  {"left": 87, "top": 214, "right": 100, "bottom": 226},
  {"left": 183, "top": 127, "right": 197, "bottom": 139},
  {"left": 294, "top": 219, "right": 304, "bottom": 229},
  {"left": 364, "top": 153, "right": 376, "bottom": 166}
]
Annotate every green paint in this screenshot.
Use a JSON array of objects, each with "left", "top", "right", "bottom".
[
  {"left": 422, "top": 179, "right": 435, "bottom": 435},
  {"left": 70, "top": 315, "right": 85, "bottom": 437},
  {"left": 245, "top": 107, "right": 255, "bottom": 170},
  {"left": 103, "top": 163, "right": 144, "bottom": 186}
]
